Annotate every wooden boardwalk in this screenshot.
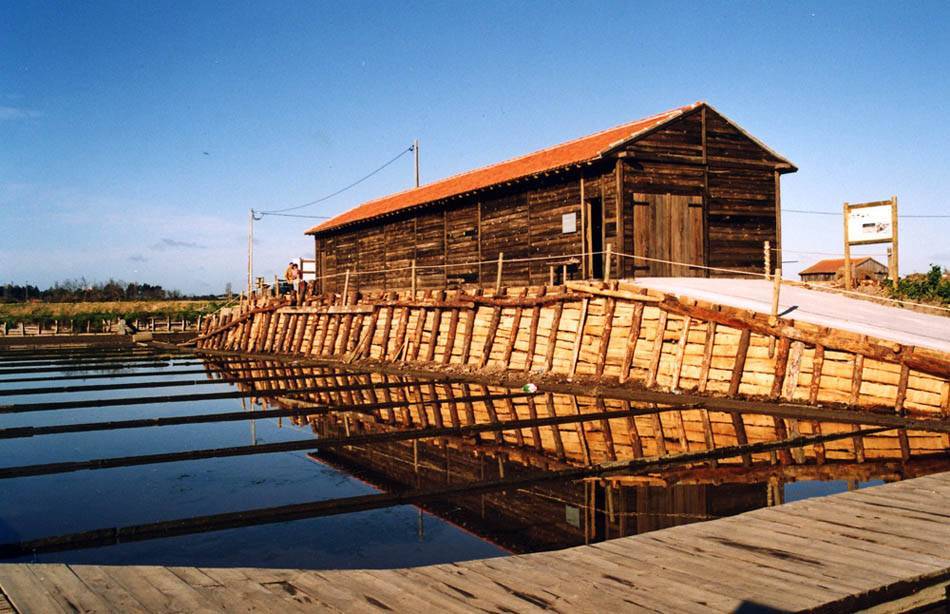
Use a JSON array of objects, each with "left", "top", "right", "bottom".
[{"left": 0, "top": 472, "right": 948, "bottom": 613}]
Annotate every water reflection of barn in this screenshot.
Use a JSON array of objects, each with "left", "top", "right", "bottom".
[
  {"left": 307, "top": 102, "right": 797, "bottom": 292},
  {"left": 207, "top": 360, "right": 948, "bottom": 552}
]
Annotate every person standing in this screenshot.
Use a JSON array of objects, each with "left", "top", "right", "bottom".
[{"left": 284, "top": 261, "right": 300, "bottom": 292}]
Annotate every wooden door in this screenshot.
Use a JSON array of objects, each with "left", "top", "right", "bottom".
[{"left": 632, "top": 193, "right": 705, "bottom": 277}]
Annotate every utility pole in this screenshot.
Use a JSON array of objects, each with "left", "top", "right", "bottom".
[
  {"left": 247, "top": 209, "right": 255, "bottom": 297},
  {"left": 413, "top": 139, "right": 420, "bottom": 188}
]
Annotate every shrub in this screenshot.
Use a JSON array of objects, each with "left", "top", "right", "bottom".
[{"left": 886, "top": 265, "right": 950, "bottom": 305}]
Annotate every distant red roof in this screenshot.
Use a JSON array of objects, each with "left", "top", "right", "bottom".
[
  {"left": 307, "top": 102, "right": 793, "bottom": 235},
  {"left": 799, "top": 257, "right": 879, "bottom": 275}
]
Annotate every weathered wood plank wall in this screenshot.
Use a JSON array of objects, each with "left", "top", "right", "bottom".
[{"left": 312, "top": 107, "right": 790, "bottom": 291}]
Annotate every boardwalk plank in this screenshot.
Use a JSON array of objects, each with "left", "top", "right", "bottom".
[
  {"left": 695, "top": 517, "right": 919, "bottom": 586},
  {"left": 646, "top": 524, "right": 864, "bottom": 598},
  {"left": 0, "top": 564, "right": 69, "bottom": 614},
  {"left": 68, "top": 564, "right": 151, "bottom": 613},
  {"left": 548, "top": 547, "right": 738, "bottom": 613},
  {"left": 774, "top": 505, "right": 949, "bottom": 557},
  {"left": 113, "top": 565, "right": 221, "bottom": 613},
  {"left": 24, "top": 564, "right": 116, "bottom": 613},
  {"left": 570, "top": 543, "right": 757, "bottom": 611},
  {"left": 595, "top": 536, "right": 823, "bottom": 610},
  {"left": 195, "top": 566, "right": 316, "bottom": 613},
  {"left": 750, "top": 509, "right": 950, "bottom": 570},
  {"left": 280, "top": 571, "right": 385, "bottom": 613},
  {"left": 400, "top": 564, "right": 553, "bottom": 613},
  {"left": 359, "top": 569, "right": 475, "bottom": 614}
]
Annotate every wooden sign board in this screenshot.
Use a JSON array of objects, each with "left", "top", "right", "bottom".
[
  {"left": 847, "top": 204, "right": 893, "bottom": 244},
  {"left": 843, "top": 197, "right": 898, "bottom": 288}
]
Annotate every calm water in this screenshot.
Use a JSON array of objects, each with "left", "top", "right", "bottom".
[
  {"left": 0, "top": 350, "right": 503, "bottom": 568},
  {"left": 0, "top": 346, "right": 935, "bottom": 569}
]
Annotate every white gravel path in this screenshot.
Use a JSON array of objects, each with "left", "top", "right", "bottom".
[{"left": 633, "top": 277, "right": 950, "bottom": 354}]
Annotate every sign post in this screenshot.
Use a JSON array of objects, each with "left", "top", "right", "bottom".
[{"left": 843, "top": 196, "right": 898, "bottom": 289}]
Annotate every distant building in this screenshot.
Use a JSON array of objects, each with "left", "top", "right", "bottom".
[{"left": 799, "top": 257, "right": 888, "bottom": 283}]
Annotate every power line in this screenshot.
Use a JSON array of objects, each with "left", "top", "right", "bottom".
[
  {"left": 258, "top": 145, "right": 414, "bottom": 215},
  {"left": 784, "top": 208, "right": 950, "bottom": 219},
  {"left": 255, "top": 212, "right": 331, "bottom": 220}
]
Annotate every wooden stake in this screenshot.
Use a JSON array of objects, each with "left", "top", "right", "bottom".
[
  {"left": 538, "top": 289, "right": 564, "bottom": 373},
  {"left": 670, "top": 317, "right": 691, "bottom": 391},
  {"left": 890, "top": 195, "right": 899, "bottom": 281},
  {"left": 441, "top": 307, "right": 460, "bottom": 365},
  {"left": 763, "top": 240, "right": 771, "bottom": 280},
  {"left": 568, "top": 298, "right": 589, "bottom": 379},
  {"left": 697, "top": 321, "right": 717, "bottom": 393},
  {"left": 619, "top": 303, "right": 644, "bottom": 384},
  {"left": 523, "top": 286, "right": 546, "bottom": 372},
  {"left": 410, "top": 259, "right": 417, "bottom": 299},
  {"left": 604, "top": 243, "right": 612, "bottom": 282},
  {"left": 342, "top": 270, "right": 350, "bottom": 306},
  {"left": 769, "top": 268, "right": 782, "bottom": 326},
  {"left": 503, "top": 289, "right": 528, "bottom": 368},
  {"left": 729, "top": 329, "right": 752, "bottom": 397},
  {"left": 646, "top": 310, "right": 668, "bottom": 388},
  {"left": 843, "top": 202, "right": 853, "bottom": 290},
  {"left": 494, "top": 251, "right": 504, "bottom": 294},
  {"left": 595, "top": 297, "right": 616, "bottom": 377}
]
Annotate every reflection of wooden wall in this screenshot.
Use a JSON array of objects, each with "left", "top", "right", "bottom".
[
  {"left": 310, "top": 415, "right": 766, "bottom": 551},
  {"left": 206, "top": 362, "right": 948, "bottom": 473},
  {"left": 198, "top": 281, "right": 950, "bottom": 424}
]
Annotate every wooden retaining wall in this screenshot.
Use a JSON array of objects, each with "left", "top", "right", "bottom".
[{"left": 196, "top": 281, "right": 950, "bottom": 424}]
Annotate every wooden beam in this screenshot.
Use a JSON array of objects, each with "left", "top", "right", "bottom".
[
  {"left": 728, "top": 329, "right": 752, "bottom": 397},
  {"left": 619, "top": 302, "right": 644, "bottom": 384},
  {"left": 646, "top": 310, "right": 668, "bottom": 388}
]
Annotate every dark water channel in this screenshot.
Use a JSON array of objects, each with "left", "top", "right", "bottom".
[{"left": 0, "top": 347, "right": 938, "bottom": 570}]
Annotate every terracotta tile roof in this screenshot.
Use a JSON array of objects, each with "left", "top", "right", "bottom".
[
  {"left": 799, "top": 257, "right": 878, "bottom": 275},
  {"left": 306, "top": 101, "right": 793, "bottom": 235}
]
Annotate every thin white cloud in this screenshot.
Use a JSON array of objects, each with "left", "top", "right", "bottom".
[
  {"left": 0, "top": 106, "right": 41, "bottom": 121},
  {"left": 150, "top": 238, "right": 207, "bottom": 251}
]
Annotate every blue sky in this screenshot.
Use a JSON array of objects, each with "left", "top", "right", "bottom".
[{"left": 2, "top": 1, "right": 948, "bottom": 294}]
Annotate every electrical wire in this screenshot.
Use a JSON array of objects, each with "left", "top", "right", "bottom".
[
  {"left": 255, "top": 212, "right": 332, "bottom": 220},
  {"left": 784, "top": 208, "right": 949, "bottom": 219},
  {"left": 257, "top": 145, "right": 414, "bottom": 215}
]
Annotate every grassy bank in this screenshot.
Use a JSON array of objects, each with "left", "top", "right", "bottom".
[{"left": 0, "top": 300, "right": 223, "bottom": 327}]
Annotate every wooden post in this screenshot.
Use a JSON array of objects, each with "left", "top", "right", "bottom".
[
  {"left": 410, "top": 259, "right": 417, "bottom": 299},
  {"left": 770, "top": 268, "right": 782, "bottom": 326},
  {"left": 342, "top": 270, "right": 351, "bottom": 306},
  {"left": 843, "top": 202, "right": 853, "bottom": 289},
  {"left": 889, "top": 195, "right": 899, "bottom": 281},
  {"left": 549, "top": 266, "right": 555, "bottom": 286},
  {"left": 494, "top": 252, "right": 504, "bottom": 294},
  {"left": 273, "top": 274, "right": 279, "bottom": 297},
  {"left": 763, "top": 240, "right": 771, "bottom": 280},
  {"left": 604, "top": 243, "right": 612, "bottom": 282}
]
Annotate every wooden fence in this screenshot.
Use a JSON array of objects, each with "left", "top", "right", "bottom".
[{"left": 0, "top": 317, "right": 202, "bottom": 337}]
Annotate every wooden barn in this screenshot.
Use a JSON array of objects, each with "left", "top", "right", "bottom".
[
  {"left": 307, "top": 102, "right": 797, "bottom": 293},
  {"left": 799, "top": 257, "right": 888, "bottom": 283}
]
